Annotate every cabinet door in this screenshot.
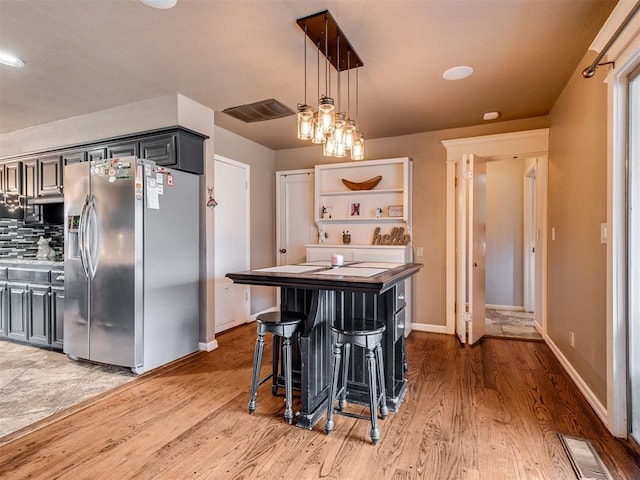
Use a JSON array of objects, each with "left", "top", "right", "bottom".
[
  {"left": 27, "top": 285, "right": 50, "bottom": 346},
  {"left": 22, "top": 159, "right": 37, "bottom": 198},
  {"left": 107, "top": 141, "right": 139, "bottom": 159},
  {"left": 87, "top": 148, "right": 106, "bottom": 162},
  {"left": 5, "top": 161, "right": 22, "bottom": 194},
  {"left": 0, "top": 282, "right": 7, "bottom": 337},
  {"left": 7, "top": 282, "right": 28, "bottom": 341},
  {"left": 50, "top": 286, "right": 64, "bottom": 349},
  {"left": 0, "top": 165, "right": 5, "bottom": 195},
  {"left": 38, "top": 154, "right": 63, "bottom": 196},
  {"left": 140, "top": 135, "right": 176, "bottom": 166},
  {"left": 62, "top": 150, "right": 86, "bottom": 167}
]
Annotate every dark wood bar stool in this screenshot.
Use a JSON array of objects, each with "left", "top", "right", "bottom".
[
  {"left": 325, "top": 318, "right": 388, "bottom": 445},
  {"left": 248, "top": 310, "right": 304, "bottom": 424}
]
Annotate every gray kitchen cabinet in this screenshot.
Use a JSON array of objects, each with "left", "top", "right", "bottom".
[
  {"left": 28, "top": 284, "right": 51, "bottom": 346},
  {"left": 0, "top": 282, "right": 7, "bottom": 338},
  {"left": 38, "top": 154, "right": 63, "bottom": 196},
  {"left": 50, "top": 285, "right": 64, "bottom": 350},
  {"left": 4, "top": 161, "right": 22, "bottom": 194},
  {"left": 7, "top": 282, "right": 28, "bottom": 342},
  {"left": 107, "top": 140, "right": 139, "bottom": 159}
]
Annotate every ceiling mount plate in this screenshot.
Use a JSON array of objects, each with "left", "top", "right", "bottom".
[{"left": 296, "top": 10, "right": 363, "bottom": 72}]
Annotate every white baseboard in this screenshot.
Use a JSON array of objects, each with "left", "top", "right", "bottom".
[
  {"left": 544, "top": 335, "right": 608, "bottom": 426},
  {"left": 198, "top": 339, "right": 219, "bottom": 352},
  {"left": 410, "top": 323, "right": 449, "bottom": 335},
  {"left": 486, "top": 304, "right": 525, "bottom": 311},
  {"left": 249, "top": 306, "right": 278, "bottom": 322}
]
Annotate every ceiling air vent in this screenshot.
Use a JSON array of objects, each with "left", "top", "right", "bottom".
[{"left": 222, "top": 98, "right": 294, "bottom": 123}]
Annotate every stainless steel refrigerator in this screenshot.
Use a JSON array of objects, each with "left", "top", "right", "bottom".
[{"left": 64, "top": 157, "right": 200, "bottom": 374}]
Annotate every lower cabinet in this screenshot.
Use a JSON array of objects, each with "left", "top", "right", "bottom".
[
  {"left": 0, "top": 277, "right": 63, "bottom": 350},
  {"left": 28, "top": 284, "right": 51, "bottom": 346},
  {"left": 50, "top": 286, "right": 64, "bottom": 350},
  {"left": 7, "top": 282, "right": 28, "bottom": 342}
]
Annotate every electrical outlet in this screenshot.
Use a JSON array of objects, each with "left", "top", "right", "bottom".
[{"left": 569, "top": 331, "right": 575, "bottom": 348}]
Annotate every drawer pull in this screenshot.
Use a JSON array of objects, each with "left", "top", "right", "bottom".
[
  {"left": 398, "top": 294, "right": 405, "bottom": 300},
  {"left": 55, "top": 275, "right": 64, "bottom": 281}
]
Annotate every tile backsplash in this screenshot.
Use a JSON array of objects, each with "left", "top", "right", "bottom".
[{"left": 0, "top": 218, "right": 64, "bottom": 260}]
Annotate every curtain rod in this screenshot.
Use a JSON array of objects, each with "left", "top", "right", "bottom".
[{"left": 582, "top": 1, "right": 640, "bottom": 78}]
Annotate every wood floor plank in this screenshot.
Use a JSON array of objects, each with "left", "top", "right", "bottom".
[{"left": 1, "top": 325, "right": 639, "bottom": 479}]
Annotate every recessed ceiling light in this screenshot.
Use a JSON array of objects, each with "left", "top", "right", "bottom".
[
  {"left": 483, "top": 111, "right": 500, "bottom": 121},
  {"left": 442, "top": 65, "right": 473, "bottom": 81},
  {"left": 140, "top": 0, "right": 177, "bottom": 9},
  {"left": 0, "top": 51, "right": 25, "bottom": 68}
]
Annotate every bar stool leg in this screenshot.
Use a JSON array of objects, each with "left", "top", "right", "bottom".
[
  {"left": 272, "top": 336, "right": 281, "bottom": 395},
  {"left": 282, "top": 336, "right": 294, "bottom": 424},
  {"left": 338, "top": 343, "right": 350, "bottom": 411},
  {"left": 325, "top": 341, "right": 342, "bottom": 434},
  {"left": 375, "top": 344, "right": 389, "bottom": 419},
  {"left": 365, "top": 348, "right": 380, "bottom": 445},
  {"left": 248, "top": 332, "right": 265, "bottom": 414}
]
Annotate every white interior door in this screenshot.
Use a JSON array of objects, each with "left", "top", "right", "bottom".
[
  {"left": 214, "top": 155, "right": 250, "bottom": 333},
  {"left": 468, "top": 154, "right": 487, "bottom": 344},
  {"left": 456, "top": 154, "right": 487, "bottom": 344},
  {"left": 523, "top": 164, "right": 537, "bottom": 313},
  {"left": 276, "top": 170, "right": 315, "bottom": 265}
]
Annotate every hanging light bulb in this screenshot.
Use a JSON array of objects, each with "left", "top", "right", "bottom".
[
  {"left": 323, "top": 131, "right": 337, "bottom": 156},
  {"left": 351, "top": 132, "right": 364, "bottom": 160},
  {"left": 311, "top": 112, "right": 325, "bottom": 144},
  {"left": 333, "top": 112, "right": 346, "bottom": 146}
]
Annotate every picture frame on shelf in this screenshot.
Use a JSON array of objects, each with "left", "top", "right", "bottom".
[
  {"left": 348, "top": 201, "right": 362, "bottom": 218},
  {"left": 388, "top": 205, "right": 403, "bottom": 217}
]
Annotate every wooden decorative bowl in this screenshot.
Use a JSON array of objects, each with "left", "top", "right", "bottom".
[{"left": 341, "top": 175, "right": 382, "bottom": 191}]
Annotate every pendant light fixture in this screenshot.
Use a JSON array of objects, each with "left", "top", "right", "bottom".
[
  {"left": 351, "top": 65, "right": 365, "bottom": 160},
  {"left": 297, "top": 25, "right": 314, "bottom": 141},
  {"left": 296, "top": 10, "right": 365, "bottom": 160}
]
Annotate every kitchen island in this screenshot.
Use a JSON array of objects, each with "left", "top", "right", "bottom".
[{"left": 226, "top": 261, "right": 422, "bottom": 429}]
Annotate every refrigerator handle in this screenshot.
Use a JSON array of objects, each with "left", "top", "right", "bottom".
[
  {"left": 78, "top": 195, "right": 90, "bottom": 280},
  {"left": 86, "top": 195, "right": 99, "bottom": 280}
]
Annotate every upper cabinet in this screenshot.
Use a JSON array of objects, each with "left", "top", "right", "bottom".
[{"left": 0, "top": 126, "right": 207, "bottom": 180}]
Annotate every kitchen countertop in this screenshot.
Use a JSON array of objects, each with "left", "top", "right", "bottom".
[{"left": 0, "top": 259, "right": 63, "bottom": 267}]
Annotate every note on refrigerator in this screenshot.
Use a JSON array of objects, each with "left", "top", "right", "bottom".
[{"left": 146, "top": 178, "right": 160, "bottom": 210}]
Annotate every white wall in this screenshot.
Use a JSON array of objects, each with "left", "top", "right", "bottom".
[
  {"left": 485, "top": 157, "right": 527, "bottom": 307},
  {"left": 213, "top": 126, "right": 277, "bottom": 314}
]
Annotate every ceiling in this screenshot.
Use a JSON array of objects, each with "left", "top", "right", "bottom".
[{"left": 0, "top": 0, "right": 616, "bottom": 151}]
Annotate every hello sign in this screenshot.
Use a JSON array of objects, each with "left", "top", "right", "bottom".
[{"left": 371, "top": 227, "right": 411, "bottom": 245}]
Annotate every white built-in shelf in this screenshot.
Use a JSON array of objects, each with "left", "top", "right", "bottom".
[
  {"left": 317, "top": 217, "right": 404, "bottom": 223},
  {"left": 319, "top": 188, "right": 404, "bottom": 197}
]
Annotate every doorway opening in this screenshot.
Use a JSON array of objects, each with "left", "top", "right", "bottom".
[{"left": 443, "top": 129, "right": 549, "bottom": 345}]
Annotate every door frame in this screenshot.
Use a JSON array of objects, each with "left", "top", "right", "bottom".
[
  {"left": 607, "top": 28, "right": 640, "bottom": 438},
  {"left": 523, "top": 162, "right": 537, "bottom": 313},
  {"left": 443, "top": 129, "right": 549, "bottom": 336}
]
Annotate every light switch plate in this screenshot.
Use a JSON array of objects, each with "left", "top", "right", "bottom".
[{"left": 600, "top": 223, "right": 608, "bottom": 244}]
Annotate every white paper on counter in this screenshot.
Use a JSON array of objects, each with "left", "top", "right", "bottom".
[
  {"left": 255, "top": 265, "right": 322, "bottom": 274},
  {"left": 301, "top": 261, "right": 332, "bottom": 267},
  {"left": 314, "top": 267, "right": 386, "bottom": 277},
  {"left": 350, "top": 262, "right": 404, "bottom": 269}
]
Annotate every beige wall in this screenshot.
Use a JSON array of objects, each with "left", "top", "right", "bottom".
[
  {"left": 547, "top": 50, "right": 609, "bottom": 405},
  {"left": 486, "top": 157, "right": 527, "bottom": 307},
  {"left": 213, "top": 126, "right": 277, "bottom": 314},
  {"left": 276, "top": 116, "right": 548, "bottom": 327}
]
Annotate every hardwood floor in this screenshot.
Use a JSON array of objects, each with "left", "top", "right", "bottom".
[{"left": 1, "top": 323, "right": 639, "bottom": 479}]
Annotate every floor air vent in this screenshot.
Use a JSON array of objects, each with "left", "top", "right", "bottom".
[
  {"left": 222, "top": 98, "right": 294, "bottom": 123},
  {"left": 558, "top": 434, "right": 613, "bottom": 480}
]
